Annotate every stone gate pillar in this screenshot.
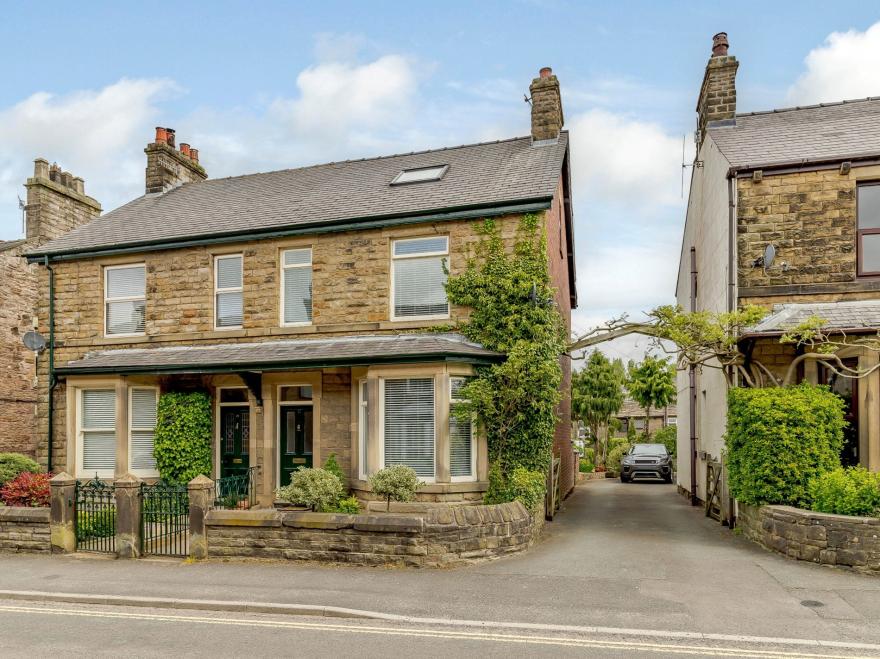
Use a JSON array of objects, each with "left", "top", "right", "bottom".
[
  {"left": 188, "top": 475, "right": 214, "bottom": 559},
  {"left": 114, "top": 473, "right": 142, "bottom": 558},
  {"left": 49, "top": 472, "right": 77, "bottom": 553}
]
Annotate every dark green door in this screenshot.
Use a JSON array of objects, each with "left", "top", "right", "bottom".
[
  {"left": 220, "top": 406, "right": 250, "bottom": 478},
  {"left": 280, "top": 405, "right": 313, "bottom": 486}
]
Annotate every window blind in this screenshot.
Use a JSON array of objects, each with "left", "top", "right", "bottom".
[
  {"left": 393, "top": 258, "right": 448, "bottom": 318},
  {"left": 105, "top": 265, "right": 145, "bottom": 335},
  {"left": 82, "top": 390, "right": 116, "bottom": 473},
  {"left": 384, "top": 378, "right": 434, "bottom": 478},
  {"left": 393, "top": 236, "right": 448, "bottom": 256},
  {"left": 283, "top": 261, "right": 312, "bottom": 324},
  {"left": 216, "top": 291, "right": 243, "bottom": 327},
  {"left": 449, "top": 377, "right": 473, "bottom": 478},
  {"left": 107, "top": 266, "right": 145, "bottom": 298},
  {"left": 106, "top": 300, "right": 146, "bottom": 335},
  {"left": 216, "top": 256, "right": 242, "bottom": 288},
  {"left": 130, "top": 389, "right": 157, "bottom": 472}
]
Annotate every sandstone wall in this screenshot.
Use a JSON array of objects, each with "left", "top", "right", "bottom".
[{"left": 0, "top": 507, "right": 50, "bottom": 553}]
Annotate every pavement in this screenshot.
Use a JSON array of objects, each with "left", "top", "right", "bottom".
[{"left": 1, "top": 479, "right": 880, "bottom": 655}]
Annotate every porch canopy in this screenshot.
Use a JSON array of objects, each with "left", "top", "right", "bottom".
[
  {"left": 56, "top": 333, "right": 503, "bottom": 377},
  {"left": 742, "top": 300, "right": 880, "bottom": 338}
]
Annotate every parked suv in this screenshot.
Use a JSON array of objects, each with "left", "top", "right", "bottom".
[{"left": 620, "top": 444, "right": 672, "bottom": 483}]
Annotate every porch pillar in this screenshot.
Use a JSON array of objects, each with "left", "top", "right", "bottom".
[
  {"left": 862, "top": 352, "right": 880, "bottom": 471},
  {"left": 114, "top": 473, "right": 142, "bottom": 558},
  {"left": 49, "top": 471, "right": 77, "bottom": 553},
  {"left": 188, "top": 475, "right": 214, "bottom": 559},
  {"left": 366, "top": 375, "right": 381, "bottom": 476}
]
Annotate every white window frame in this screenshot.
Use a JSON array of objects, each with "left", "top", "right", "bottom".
[
  {"left": 358, "top": 379, "right": 369, "bottom": 480},
  {"left": 378, "top": 377, "right": 436, "bottom": 483},
  {"left": 390, "top": 236, "right": 450, "bottom": 322},
  {"left": 76, "top": 388, "right": 116, "bottom": 479},
  {"left": 128, "top": 386, "right": 159, "bottom": 478},
  {"left": 104, "top": 263, "right": 146, "bottom": 338},
  {"left": 280, "top": 247, "right": 313, "bottom": 327},
  {"left": 214, "top": 254, "right": 243, "bottom": 330},
  {"left": 449, "top": 376, "right": 477, "bottom": 483}
]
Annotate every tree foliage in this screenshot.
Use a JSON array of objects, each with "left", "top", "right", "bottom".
[
  {"left": 445, "top": 215, "right": 565, "bottom": 503},
  {"left": 571, "top": 351, "right": 625, "bottom": 466},
  {"left": 153, "top": 391, "right": 213, "bottom": 484},
  {"left": 626, "top": 355, "right": 676, "bottom": 438},
  {"left": 0, "top": 453, "right": 41, "bottom": 487},
  {"left": 368, "top": 465, "right": 424, "bottom": 511}
]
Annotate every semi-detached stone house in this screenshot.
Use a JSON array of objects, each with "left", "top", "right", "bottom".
[
  {"left": 612, "top": 399, "right": 677, "bottom": 438},
  {"left": 677, "top": 33, "right": 880, "bottom": 520},
  {"left": 25, "top": 69, "right": 578, "bottom": 507}
]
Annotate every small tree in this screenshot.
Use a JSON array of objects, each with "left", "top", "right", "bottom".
[
  {"left": 571, "top": 351, "right": 625, "bottom": 467},
  {"left": 626, "top": 355, "right": 676, "bottom": 439},
  {"left": 368, "top": 465, "right": 424, "bottom": 511},
  {"left": 276, "top": 468, "right": 344, "bottom": 512}
]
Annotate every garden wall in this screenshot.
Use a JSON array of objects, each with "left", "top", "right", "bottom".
[
  {"left": 0, "top": 507, "right": 50, "bottom": 553},
  {"left": 205, "top": 502, "right": 542, "bottom": 567},
  {"left": 738, "top": 503, "right": 880, "bottom": 573}
]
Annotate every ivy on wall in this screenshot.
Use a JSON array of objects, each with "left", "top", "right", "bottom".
[
  {"left": 153, "top": 391, "right": 213, "bottom": 484},
  {"left": 446, "top": 214, "right": 566, "bottom": 502}
]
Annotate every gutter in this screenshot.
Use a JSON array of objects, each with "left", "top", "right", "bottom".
[
  {"left": 43, "top": 256, "right": 56, "bottom": 473},
  {"left": 26, "top": 199, "right": 552, "bottom": 264},
  {"left": 688, "top": 246, "right": 698, "bottom": 507},
  {"left": 729, "top": 153, "right": 880, "bottom": 178}
]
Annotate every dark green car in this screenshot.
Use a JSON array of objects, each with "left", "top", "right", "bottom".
[{"left": 620, "top": 444, "right": 673, "bottom": 483}]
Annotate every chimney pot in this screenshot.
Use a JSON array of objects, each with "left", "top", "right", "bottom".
[
  {"left": 49, "top": 164, "right": 61, "bottom": 183},
  {"left": 73, "top": 177, "right": 85, "bottom": 195},
  {"left": 190, "top": 148, "right": 199, "bottom": 163},
  {"left": 539, "top": 66, "right": 553, "bottom": 79},
  {"left": 180, "top": 143, "right": 191, "bottom": 157},
  {"left": 61, "top": 171, "right": 73, "bottom": 188},
  {"left": 33, "top": 158, "right": 49, "bottom": 179},
  {"left": 165, "top": 128, "right": 176, "bottom": 148},
  {"left": 155, "top": 127, "right": 168, "bottom": 144},
  {"left": 712, "top": 32, "right": 729, "bottom": 57}
]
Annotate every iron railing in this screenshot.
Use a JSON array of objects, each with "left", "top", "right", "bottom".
[
  {"left": 141, "top": 480, "right": 189, "bottom": 557},
  {"left": 75, "top": 476, "right": 116, "bottom": 553},
  {"left": 213, "top": 466, "right": 258, "bottom": 510}
]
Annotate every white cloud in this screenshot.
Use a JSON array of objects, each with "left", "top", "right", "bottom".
[
  {"left": 787, "top": 22, "right": 880, "bottom": 105},
  {"left": 0, "top": 78, "right": 174, "bottom": 239}
]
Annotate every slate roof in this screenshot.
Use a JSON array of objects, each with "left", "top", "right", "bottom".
[
  {"left": 707, "top": 97, "right": 880, "bottom": 170},
  {"left": 29, "top": 134, "right": 569, "bottom": 257},
  {"left": 56, "top": 333, "right": 503, "bottom": 374},
  {"left": 0, "top": 239, "right": 26, "bottom": 254},
  {"left": 746, "top": 300, "right": 880, "bottom": 336}
]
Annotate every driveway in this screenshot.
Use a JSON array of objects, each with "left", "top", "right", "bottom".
[{"left": 0, "top": 480, "right": 879, "bottom": 646}]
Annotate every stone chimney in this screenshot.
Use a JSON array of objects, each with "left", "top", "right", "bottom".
[
  {"left": 24, "top": 159, "right": 101, "bottom": 245},
  {"left": 696, "top": 32, "right": 738, "bottom": 147},
  {"left": 530, "top": 67, "right": 564, "bottom": 142},
  {"left": 144, "top": 127, "right": 207, "bottom": 194}
]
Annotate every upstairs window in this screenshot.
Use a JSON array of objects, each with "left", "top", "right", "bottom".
[
  {"left": 105, "top": 264, "right": 145, "bottom": 336},
  {"left": 391, "top": 236, "right": 449, "bottom": 320},
  {"left": 390, "top": 165, "right": 449, "bottom": 185},
  {"left": 79, "top": 389, "right": 116, "bottom": 478},
  {"left": 281, "top": 248, "right": 313, "bottom": 325},
  {"left": 858, "top": 183, "right": 880, "bottom": 276},
  {"left": 215, "top": 254, "right": 243, "bottom": 329}
]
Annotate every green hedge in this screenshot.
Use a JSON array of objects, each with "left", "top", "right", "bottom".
[
  {"left": 809, "top": 467, "right": 880, "bottom": 517},
  {"left": 726, "top": 384, "right": 845, "bottom": 507},
  {"left": 153, "top": 391, "right": 213, "bottom": 484},
  {"left": 0, "top": 453, "right": 40, "bottom": 487}
]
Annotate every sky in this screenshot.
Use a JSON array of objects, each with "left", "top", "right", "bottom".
[{"left": 3, "top": 1, "right": 880, "bottom": 363}]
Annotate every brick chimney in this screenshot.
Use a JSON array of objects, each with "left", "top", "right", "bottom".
[
  {"left": 530, "top": 67, "right": 564, "bottom": 142},
  {"left": 696, "top": 32, "right": 738, "bottom": 147},
  {"left": 24, "top": 159, "right": 101, "bottom": 245},
  {"left": 144, "top": 127, "right": 207, "bottom": 194}
]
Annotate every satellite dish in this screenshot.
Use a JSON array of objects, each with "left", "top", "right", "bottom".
[
  {"left": 763, "top": 244, "right": 776, "bottom": 270},
  {"left": 22, "top": 330, "right": 46, "bottom": 353}
]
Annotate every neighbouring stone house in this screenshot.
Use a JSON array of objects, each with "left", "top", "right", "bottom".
[
  {"left": 0, "top": 164, "right": 100, "bottom": 458},
  {"left": 677, "top": 32, "right": 880, "bottom": 517},
  {"left": 24, "top": 69, "right": 578, "bottom": 506},
  {"left": 612, "top": 399, "right": 677, "bottom": 438}
]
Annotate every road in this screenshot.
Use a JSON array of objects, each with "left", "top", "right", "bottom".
[{"left": 1, "top": 480, "right": 879, "bottom": 656}]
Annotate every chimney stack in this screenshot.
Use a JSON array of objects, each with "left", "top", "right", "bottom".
[
  {"left": 25, "top": 158, "right": 101, "bottom": 244},
  {"left": 696, "top": 32, "right": 738, "bottom": 147},
  {"left": 144, "top": 127, "right": 207, "bottom": 194},
  {"left": 530, "top": 66, "right": 564, "bottom": 143}
]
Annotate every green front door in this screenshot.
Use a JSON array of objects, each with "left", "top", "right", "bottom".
[
  {"left": 220, "top": 406, "right": 250, "bottom": 478},
  {"left": 280, "top": 405, "right": 313, "bottom": 486}
]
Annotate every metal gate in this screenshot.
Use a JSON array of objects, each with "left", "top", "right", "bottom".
[
  {"left": 75, "top": 477, "right": 116, "bottom": 553},
  {"left": 141, "top": 481, "right": 189, "bottom": 557}
]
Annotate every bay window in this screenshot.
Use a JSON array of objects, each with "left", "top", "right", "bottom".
[
  {"left": 449, "top": 377, "right": 475, "bottom": 481},
  {"left": 79, "top": 389, "right": 116, "bottom": 478},
  {"left": 129, "top": 387, "right": 159, "bottom": 477},
  {"left": 382, "top": 377, "right": 435, "bottom": 479}
]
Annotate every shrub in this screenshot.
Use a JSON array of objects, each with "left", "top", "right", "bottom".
[
  {"left": 726, "top": 384, "right": 845, "bottom": 507},
  {"left": 579, "top": 459, "right": 594, "bottom": 473},
  {"left": 0, "top": 472, "right": 51, "bottom": 507},
  {"left": 0, "top": 453, "right": 40, "bottom": 487},
  {"left": 323, "top": 453, "right": 344, "bottom": 482},
  {"left": 334, "top": 495, "right": 361, "bottom": 514},
  {"left": 606, "top": 442, "right": 632, "bottom": 473},
  {"left": 368, "top": 465, "right": 424, "bottom": 511},
  {"left": 484, "top": 464, "right": 546, "bottom": 512},
  {"left": 154, "top": 391, "right": 213, "bottom": 484},
  {"left": 581, "top": 447, "right": 595, "bottom": 464},
  {"left": 809, "top": 467, "right": 880, "bottom": 517},
  {"left": 651, "top": 425, "right": 677, "bottom": 459},
  {"left": 276, "top": 468, "right": 344, "bottom": 512},
  {"left": 76, "top": 510, "right": 116, "bottom": 539}
]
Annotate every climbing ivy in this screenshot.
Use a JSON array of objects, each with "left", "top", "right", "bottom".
[
  {"left": 446, "top": 215, "right": 566, "bottom": 501},
  {"left": 153, "top": 391, "right": 213, "bottom": 484}
]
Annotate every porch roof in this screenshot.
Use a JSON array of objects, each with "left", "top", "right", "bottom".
[
  {"left": 55, "top": 333, "right": 503, "bottom": 375},
  {"left": 743, "top": 300, "right": 880, "bottom": 337}
]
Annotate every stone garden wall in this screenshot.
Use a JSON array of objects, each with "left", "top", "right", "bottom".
[
  {"left": 738, "top": 503, "right": 880, "bottom": 573},
  {"left": 0, "top": 507, "right": 50, "bottom": 553},
  {"left": 205, "top": 501, "right": 542, "bottom": 567}
]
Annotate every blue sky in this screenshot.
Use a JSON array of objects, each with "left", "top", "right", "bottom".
[{"left": 3, "top": 2, "right": 880, "bottom": 359}]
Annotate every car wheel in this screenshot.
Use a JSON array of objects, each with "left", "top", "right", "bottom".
[
  {"left": 664, "top": 474, "right": 673, "bottom": 484},
  {"left": 620, "top": 475, "right": 630, "bottom": 483}
]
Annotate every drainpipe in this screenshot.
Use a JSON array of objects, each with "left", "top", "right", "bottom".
[
  {"left": 44, "top": 256, "right": 55, "bottom": 473},
  {"left": 689, "top": 247, "right": 698, "bottom": 506}
]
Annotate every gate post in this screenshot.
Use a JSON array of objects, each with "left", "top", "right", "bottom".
[
  {"left": 188, "top": 475, "right": 214, "bottom": 559},
  {"left": 49, "top": 472, "right": 77, "bottom": 553},
  {"left": 114, "top": 473, "right": 142, "bottom": 558}
]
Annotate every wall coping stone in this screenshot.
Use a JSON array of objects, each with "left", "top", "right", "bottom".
[
  {"left": 205, "top": 510, "right": 282, "bottom": 527},
  {"left": 0, "top": 507, "right": 50, "bottom": 523},
  {"left": 764, "top": 505, "right": 880, "bottom": 526}
]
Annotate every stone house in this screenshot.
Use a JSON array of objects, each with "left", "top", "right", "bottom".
[
  {"left": 677, "top": 32, "right": 880, "bottom": 514},
  {"left": 0, "top": 164, "right": 100, "bottom": 457},
  {"left": 24, "top": 69, "right": 578, "bottom": 506},
  {"left": 612, "top": 399, "right": 677, "bottom": 438}
]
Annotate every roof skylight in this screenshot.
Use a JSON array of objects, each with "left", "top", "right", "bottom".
[{"left": 391, "top": 165, "right": 449, "bottom": 185}]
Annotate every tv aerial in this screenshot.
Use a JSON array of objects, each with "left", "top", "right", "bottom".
[{"left": 681, "top": 135, "right": 703, "bottom": 198}]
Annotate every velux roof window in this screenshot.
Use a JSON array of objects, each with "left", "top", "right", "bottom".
[{"left": 390, "top": 165, "right": 449, "bottom": 185}]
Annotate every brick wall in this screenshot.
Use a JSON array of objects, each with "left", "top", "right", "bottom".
[
  {"left": 0, "top": 507, "right": 50, "bottom": 553},
  {"left": 205, "top": 501, "right": 541, "bottom": 567}
]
